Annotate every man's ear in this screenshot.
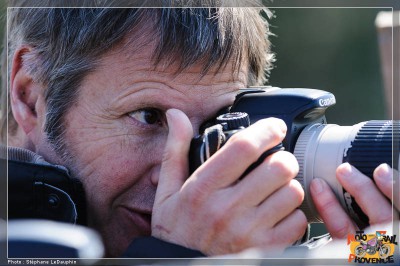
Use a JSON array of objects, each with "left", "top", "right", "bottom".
[{"left": 10, "top": 47, "right": 45, "bottom": 141}]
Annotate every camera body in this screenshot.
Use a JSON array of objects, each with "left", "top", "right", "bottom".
[
  {"left": 189, "top": 87, "right": 336, "bottom": 173},
  {"left": 189, "top": 87, "right": 397, "bottom": 228},
  {"left": 228, "top": 87, "right": 335, "bottom": 151}
]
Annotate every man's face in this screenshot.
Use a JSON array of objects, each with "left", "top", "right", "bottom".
[{"left": 56, "top": 39, "right": 247, "bottom": 256}]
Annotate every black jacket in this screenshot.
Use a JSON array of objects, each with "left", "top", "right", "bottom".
[{"left": 3, "top": 145, "right": 204, "bottom": 258}]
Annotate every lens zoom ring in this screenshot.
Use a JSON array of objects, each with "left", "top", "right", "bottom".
[
  {"left": 342, "top": 120, "right": 399, "bottom": 228},
  {"left": 343, "top": 120, "right": 400, "bottom": 178}
]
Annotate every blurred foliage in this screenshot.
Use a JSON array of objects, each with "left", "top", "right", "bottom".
[
  {"left": 268, "top": 8, "right": 388, "bottom": 125},
  {"left": 0, "top": 2, "right": 4, "bottom": 46},
  {"left": 0, "top": 1, "right": 4, "bottom": 51},
  {"left": 0, "top": 0, "right": 5, "bottom": 107}
]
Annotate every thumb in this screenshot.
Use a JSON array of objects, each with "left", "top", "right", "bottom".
[{"left": 156, "top": 108, "right": 194, "bottom": 202}]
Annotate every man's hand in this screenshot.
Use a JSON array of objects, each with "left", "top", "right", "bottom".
[
  {"left": 151, "top": 109, "right": 307, "bottom": 256},
  {"left": 310, "top": 162, "right": 399, "bottom": 239}
]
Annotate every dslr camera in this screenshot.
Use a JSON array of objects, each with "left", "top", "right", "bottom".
[{"left": 189, "top": 87, "right": 399, "bottom": 228}]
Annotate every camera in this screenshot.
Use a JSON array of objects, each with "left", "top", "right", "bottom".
[{"left": 189, "top": 87, "right": 399, "bottom": 228}]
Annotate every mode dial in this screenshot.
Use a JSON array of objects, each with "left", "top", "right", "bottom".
[{"left": 216, "top": 112, "right": 250, "bottom": 130}]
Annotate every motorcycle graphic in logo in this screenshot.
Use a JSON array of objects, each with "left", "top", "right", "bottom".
[
  {"left": 348, "top": 230, "right": 397, "bottom": 264},
  {"left": 354, "top": 232, "right": 392, "bottom": 259}
]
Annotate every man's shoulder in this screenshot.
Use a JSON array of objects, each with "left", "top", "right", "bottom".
[{"left": 5, "top": 145, "right": 86, "bottom": 224}]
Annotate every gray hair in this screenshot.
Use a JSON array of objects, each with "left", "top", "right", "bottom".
[{"left": 1, "top": 0, "right": 274, "bottom": 151}]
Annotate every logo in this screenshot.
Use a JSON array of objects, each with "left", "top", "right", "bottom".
[
  {"left": 318, "top": 96, "right": 336, "bottom": 107},
  {"left": 347, "top": 230, "right": 397, "bottom": 264}
]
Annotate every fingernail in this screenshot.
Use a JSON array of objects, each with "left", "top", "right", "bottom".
[
  {"left": 375, "top": 163, "right": 391, "bottom": 180},
  {"left": 166, "top": 108, "right": 178, "bottom": 120},
  {"left": 337, "top": 162, "right": 353, "bottom": 179},
  {"left": 311, "top": 178, "right": 324, "bottom": 194},
  {"left": 166, "top": 109, "right": 182, "bottom": 126}
]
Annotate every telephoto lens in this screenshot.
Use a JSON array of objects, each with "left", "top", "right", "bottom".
[{"left": 294, "top": 120, "right": 399, "bottom": 228}]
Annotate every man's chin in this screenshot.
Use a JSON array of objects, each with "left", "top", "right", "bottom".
[
  {"left": 102, "top": 230, "right": 137, "bottom": 258},
  {"left": 100, "top": 210, "right": 152, "bottom": 257}
]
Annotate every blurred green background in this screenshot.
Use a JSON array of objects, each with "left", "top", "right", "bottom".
[{"left": 267, "top": 8, "right": 389, "bottom": 125}]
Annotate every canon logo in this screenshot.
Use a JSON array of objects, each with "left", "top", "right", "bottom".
[{"left": 319, "top": 97, "right": 336, "bottom": 107}]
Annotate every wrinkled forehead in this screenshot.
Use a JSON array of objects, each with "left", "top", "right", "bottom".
[
  {"left": 115, "top": 9, "right": 250, "bottom": 83},
  {"left": 102, "top": 35, "right": 248, "bottom": 91}
]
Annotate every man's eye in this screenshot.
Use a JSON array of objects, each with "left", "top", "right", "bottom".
[{"left": 128, "top": 108, "right": 164, "bottom": 125}]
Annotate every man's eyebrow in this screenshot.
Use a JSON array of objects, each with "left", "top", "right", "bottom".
[
  {"left": 105, "top": 83, "right": 180, "bottom": 111},
  {"left": 208, "top": 81, "right": 245, "bottom": 97}
]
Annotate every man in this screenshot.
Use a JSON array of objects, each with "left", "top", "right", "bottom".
[{"left": 1, "top": 1, "right": 398, "bottom": 258}]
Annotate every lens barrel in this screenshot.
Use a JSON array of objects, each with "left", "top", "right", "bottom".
[
  {"left": 294, "top": 120, "right": 399, "bottom": 227},
  {"left": 344, "top": 120, "right": 398, "bottom": 178},
  {"left": 343, "top": 121, "right": 399, "bottom": 227}
]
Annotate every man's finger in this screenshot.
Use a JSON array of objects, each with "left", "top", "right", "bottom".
[
  {"left": 156, "top": 109, "right": 193, "bottom": 202},
  {"left": 255, "top": 179, "right": 304, "bottom": 227},
  {"left": 337, "top": 163, "right": 393, "bottom": 225},
  {"left": 310, "top": 177, "right": 356, "bottom": 239},
  {"left": 193, "top": 118, "right": 287, "bottom": 190},
  {"left": 374, "top": 163, "right": 400, "bottom": 212},
  {"left": 270, "top": 209, "right": 308, "bottom": 247},
  {"left": 232, "top": 150, "right": 299, "bottom": 207}
]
